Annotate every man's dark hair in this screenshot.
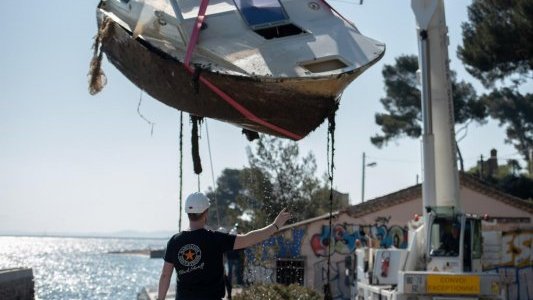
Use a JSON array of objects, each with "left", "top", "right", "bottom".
[{"left": 188, "top": 210, "right": 207, "bottom": 221}]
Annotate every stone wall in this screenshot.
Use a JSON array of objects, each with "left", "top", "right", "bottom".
[{"left": 0, "top": 268, "right": 34, "bottom": 300}]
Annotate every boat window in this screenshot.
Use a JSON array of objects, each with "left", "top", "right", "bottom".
[
  {"left": 301, "top": 59, "right": 348, "bottom": 73},
  {"left": 254, "top": 23, "right": 304, "bottom": 40},
  {"left": 234, "top": 0, "right": 289, "bottom": 28},
  {"left": 233, "top": 0, "right": 305, "bottom": 39}
]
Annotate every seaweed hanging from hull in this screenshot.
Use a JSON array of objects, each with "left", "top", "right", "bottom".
[
  {"left": 191, "top": 115, "right": 204, "bottom": 175},
  {"left": 88, "top": 19, "right": 112, "bottom": 95}
]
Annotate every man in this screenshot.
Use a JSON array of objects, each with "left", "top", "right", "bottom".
[
  {"left": 158, "top": 192, "right": 291, "bottom": 300},
  {"left": 440, "top": 222, "right": 460, "bottom": 255},
  {"left": 225, "top": 225, "right": 244, "bottom": 299}
]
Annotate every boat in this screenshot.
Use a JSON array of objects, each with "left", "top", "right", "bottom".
[{"left": 92, "top": 0, "right": 385, "bottom": 140}]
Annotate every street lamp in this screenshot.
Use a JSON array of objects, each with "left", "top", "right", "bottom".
[{"left": 361, "top": 152, "right": 377, "bottom": 203}]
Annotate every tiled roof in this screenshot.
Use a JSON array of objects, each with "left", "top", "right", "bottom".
[{"left": 346, "top": 173, "right": 533, "bottom": 218}]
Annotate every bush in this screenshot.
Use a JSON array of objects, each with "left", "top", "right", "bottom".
[{"left": 233, "top": 283, "right": 321, "bottom": 300}]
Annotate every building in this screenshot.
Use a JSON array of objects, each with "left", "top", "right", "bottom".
[{"left": 243, "top": 173, "right": 533, "bottom": 300}]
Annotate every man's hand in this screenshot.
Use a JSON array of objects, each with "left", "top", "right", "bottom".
[
  {"left": 234, "top": 208, "right": 292, "bottom": 249},
  {"left": 273, "top": 208, "right": 291, "bottom": 230}
]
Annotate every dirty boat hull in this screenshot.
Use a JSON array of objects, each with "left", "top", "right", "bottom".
[{"left": 100, "top": 20, "right": 373, "bottom": 139}]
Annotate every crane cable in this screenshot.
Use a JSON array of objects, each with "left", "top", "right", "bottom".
[
  {"left": 178, "top": 111, "right": 184, "bottom": 232},
  {"left": 205, "top": 120, "right": 221, "bottom": 227},
  {"left": 324, "top": 107, "right": 337, "bottom": 300}
]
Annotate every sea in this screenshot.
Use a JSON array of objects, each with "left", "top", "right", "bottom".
[{"left": 0, "top": 235, "right": 170, "bottom": 300}]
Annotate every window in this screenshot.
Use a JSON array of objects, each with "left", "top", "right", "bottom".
[
  {"left": 471, "top": 219, "right": 482, "bottom": 259},
  {"left": 234, "top": 0, "right": 289, "bottom": 29},
  {"left": 276, "top": 258, "right": 304, "bottom": 285},
  {"left": 429, "top": 217, "right": 461, "bottom": 257},
  {"left": 233, "top": 0, "right": 305, "bottom": 39},
  {"left": 253, "top": 23, "right": 304, "bottom": 40}
]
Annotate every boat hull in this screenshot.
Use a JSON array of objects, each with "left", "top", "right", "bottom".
[{"left": 99, "top": 19, "right": 371, "bottom": 139}]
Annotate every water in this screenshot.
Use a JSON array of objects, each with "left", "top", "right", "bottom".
[{"left": 0, "top": 236, "right": 169, "bottom": 300}]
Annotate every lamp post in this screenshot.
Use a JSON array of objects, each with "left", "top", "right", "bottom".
[{"left": 361, "top": 152, "right": 377, "bottom": 203}]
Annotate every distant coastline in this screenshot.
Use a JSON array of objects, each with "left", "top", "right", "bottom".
[{"left": 0, "top": 231, "right": 174, "bottom": 240}]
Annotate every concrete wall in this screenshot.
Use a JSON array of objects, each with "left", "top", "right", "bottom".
[{"left": 0, "top": 268, "right": 34, "bottom": 300}]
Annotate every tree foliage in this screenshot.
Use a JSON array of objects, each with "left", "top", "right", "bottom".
[
  {"left": 480, "top": 88, "right": 533, "bottom": 159},
  {"left": 245, "top": 135, "right": 349, "bottom": 227},
  {"left": 206, "top": 168, "right": 246, "bottom": 229},
  {"left": 373, "top": 0, "right": 533, "bottom": 161},
  {"left": 206, "top": 136, "right": 349, "bottom": 231},
  {"left": 457, "top": 0, "right": 533, "bottom": 160},
  {"left": 458, "top": 0, "right": 533, "bottom": 87},
  {"left": 468, "top": 159, "right": 533, "bottom": 200},
  {"left": 234, "top": 284, "right": 321, "bottom": 300},
  {"left": 371, "top": 55, "right": 486, "bottom": 148}
]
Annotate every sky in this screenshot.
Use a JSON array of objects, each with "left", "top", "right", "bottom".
[{"left": 0, "top": 0, "right": 527, "bottom": 235}]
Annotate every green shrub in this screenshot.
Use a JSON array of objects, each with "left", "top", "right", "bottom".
[{"left": 233, "top": 283, "right": 321, "bottom": 300}]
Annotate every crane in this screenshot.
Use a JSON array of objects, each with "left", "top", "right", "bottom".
[{"left": 354, "top": 1, "right": 501, "bottom": 299}]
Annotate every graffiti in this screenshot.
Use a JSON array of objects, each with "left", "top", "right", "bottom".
[
  {"left": 485, "top": 230, "right": 532, "bottom": 300},
  {"left": 313, "top": 258, "right": 352, "bottom": 300},
  {"left": 243, "top": 264, "right": 274, "bottom": 284},
  {"left": 374, "top": 216, "right": 391, "bottom": 225},
  {"left": 245, "top": 228, "right": 305, "bottom": 263},
  {"left": 310, "top": 222, "right": 408, "bottom": 257},
  {"left": 243, "top": 228, "right": 305, "bottom": 284},
  {"left": 501, "top": 230, "right": 532, "bottom": 268}
]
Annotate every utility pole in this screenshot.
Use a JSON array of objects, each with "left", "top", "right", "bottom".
[
  {"left": 529, "top": 148, "right": 533, "bottom": 178},
  {"left": 361, "top": 152, "right": 377, "bottom": 202},
  {"left": 361, "top": 152, "right": 366, "bottom": 202}
]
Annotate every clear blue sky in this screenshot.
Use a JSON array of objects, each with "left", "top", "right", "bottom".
[{"left": 0, "top": 0, "right": 525, "bottom": 235}]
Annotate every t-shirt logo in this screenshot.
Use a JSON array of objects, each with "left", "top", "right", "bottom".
[{"left": 178, "top": 244, "right": 202, "bottom": 267}]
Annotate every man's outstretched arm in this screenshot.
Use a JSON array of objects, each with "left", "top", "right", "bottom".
[{"left": 234, "top": 208, "right": 291, "bottom": 249}]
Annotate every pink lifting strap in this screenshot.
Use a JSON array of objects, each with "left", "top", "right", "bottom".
[{"left": 182, "top": 0, "right": 303, "bottom": 140}]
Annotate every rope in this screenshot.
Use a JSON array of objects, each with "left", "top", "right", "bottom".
[
  {"left": 324, "top": 107, "right": 337, "bottom": 300},
  {"left": 320, "top": 0, "right": 356, "bottom": 27},
  {"left": 137, "top": 91, "right": 155, "bottom": 136},
  {"left": 180, "top": 0, "right": 303, "bottom": 140},
  {"left": 178, "top": 111, "right": 184, "bottom": 232},
  {"left": 205, "top": 120, "right": 221, "bottom": 227},
  {"left": 197, "top": 175, "right": 201, "bottom": 192}
]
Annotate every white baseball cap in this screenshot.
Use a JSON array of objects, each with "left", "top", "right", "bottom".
[{"left": 185, "top": 192, "right": 210, "bottom": 213}]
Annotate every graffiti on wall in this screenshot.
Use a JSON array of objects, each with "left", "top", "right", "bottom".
[
  {"left": 313, "top": 259, "right": 352, "bottom": 300},
  {"left": 243, "top": 264, "right": 275, "bottom": 284},
  {"left": 485, "top": 230, "right": 532, "bottom": 300},
  {"left": 243, "top": 228, "right": 305, "bottom": 284},
  {"left": 310, "top": 219, "right": 408, "bottom": 256}
]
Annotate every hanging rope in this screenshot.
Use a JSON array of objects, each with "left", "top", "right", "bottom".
[
  {"left": 178, "top": 111, "right": 184, "bottom": 232},
  {"left": 137, "top": 90, "right": 155, "bottom": 136},
  {"left": 324, "top": 106, "right": 337, "bottom": 300},
  {"left": 205, "top": 120, "right": 221, "bottom": 227}
]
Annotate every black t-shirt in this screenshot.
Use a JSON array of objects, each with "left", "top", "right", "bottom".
[
  {"left": 164, "top": 229, "right": 236, "bottom": 300},
  {"left": 226, "top": 248, "right": 243, "bottom": 261}
]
